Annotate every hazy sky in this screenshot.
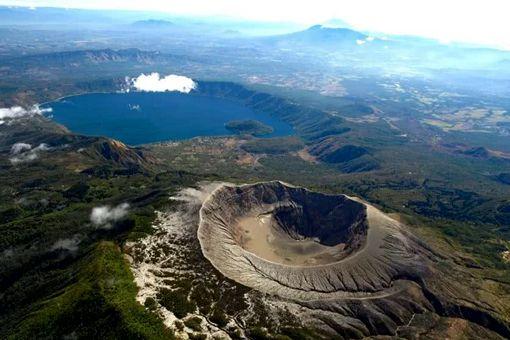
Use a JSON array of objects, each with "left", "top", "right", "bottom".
[{"left": 3, "top": 0, "right": 510, "bottom": 49}]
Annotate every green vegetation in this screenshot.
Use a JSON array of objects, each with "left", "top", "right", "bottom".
[
  {"left": 174, "top": 320, "right": 184, "bottom": 331},
  {"left": 1, "top": 79, "right": 510, "bottom": 338},
  {"left": 225, "top": 119, "right": 274, "bottom": 136},
  {"left": 183, "top": 316, "right": 203, "bottom": 331},
  {"left": 241, "top": 136, "right": 304, "bottom": 154},
  {"left": 318, "top": 145, "right": 368, "bottom": 163},
  {"left": 247, "top": 327, "right": 272, "bottom": 340},
  {"left": 8, "top": 241, "right": 173, "bottom": 339},
  {"left": 209, "top": 307, "right": 229, "bottom": 327},
  {"left": 144, "top": 297, "right": 158, "bottom": 311},
  {"left": 188, "top": 333, "right": 207, "bottom": 340},
  {"left": 158, "top": 288, "right": 196, "bottom": 319},
  {"left": 0, "top": 117, "right": 203, "bottom": 338}
]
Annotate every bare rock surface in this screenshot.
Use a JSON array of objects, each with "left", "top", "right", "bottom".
[{"left": 199, "top": 181, "right": 433, "bottom": 301}]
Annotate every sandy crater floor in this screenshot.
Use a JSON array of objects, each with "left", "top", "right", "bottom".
[{"left": 236, "top": 214, "right": 347, "bottom": 266}]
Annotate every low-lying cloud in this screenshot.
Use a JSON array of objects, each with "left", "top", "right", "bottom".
[
  {"left": 90, "top": 203, "right": 130, "bottom": 229},
  {"left": 130, "top": 73, "right": 197, "bottom": 93},
  {"left": 11, "top": 142, "right": 32, "bottom": 155},
  {"left": 51, "top": 235, "right": 82, "bottom": 253},
  {"left": 0, "top": 105, "right": 52, "bottom": 120},
  {"left": 9, "top": 143, "right": 50, "bottom": 164},
  {"left": 356, "top": 36, "right": 376, "bottom": 45}
]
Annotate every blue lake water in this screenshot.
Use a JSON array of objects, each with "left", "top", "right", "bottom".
[{"left": 44, "top": 92, "right": 294, "bottom": 145}]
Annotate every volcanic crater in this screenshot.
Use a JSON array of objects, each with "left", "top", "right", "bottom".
[{"left": 198, "top": 181, "right": 428, "bottom": 301}]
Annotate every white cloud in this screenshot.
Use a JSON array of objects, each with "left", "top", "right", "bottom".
[
  {"left": 51, "top": 235, "right": 82, "bottom": 253},
  {"left": 130, "top": 73, "right": 197, "bottom": 93},
  {"left": 11, "top": 142, "right": 32, "bottom": 155},
  {"left": 0, "top": 106, "right": 52, "bottom": 120},
  {"left": 33, "top": 143, "right": 50, "bottom": 152},
  {"left": 9, "top": 143, "right": 50, "bottom": 164},
  {"left": 90, "top": 203, "right": 130, "bottom": 229},
  {"left": 356, "top": 36, "right": 375, "bottom": 45},
  {"left": 10, "top": 152, "right": 38, "bottom": 164}
]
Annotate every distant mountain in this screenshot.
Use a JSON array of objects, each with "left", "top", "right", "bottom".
[
  {"left": 131, "top": 19, "right": 174, "bottom": 29},
  {"left": 7, "top": 48, "right": 169, "bottom": 68},
  {"left": 263, "top": 24, "right": 510, "bottom": 77},
  {"left": 272, "top": 25, "right": 368, "bottom": 47},
  {"left": 0, "top": 6, "right": 176, "bottom": 26},
  {"left": 0, "top": 6, "right": 110, "bottom": 25}
]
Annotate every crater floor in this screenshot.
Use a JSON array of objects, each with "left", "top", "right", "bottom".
[{"left": 236, "top": 214, "right": 349, "bottom": 266}]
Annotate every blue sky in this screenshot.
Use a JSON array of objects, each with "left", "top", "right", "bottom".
[{"left": 2, "top": 0, "right": 510, "bottom": 49}]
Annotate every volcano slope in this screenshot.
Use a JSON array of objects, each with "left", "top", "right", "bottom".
[
  {"left": 196, "top": 181, "right": 510, "bottom": 337},
  {"left": 129, "top": 181, "right": 510, "bottom": 339}
]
